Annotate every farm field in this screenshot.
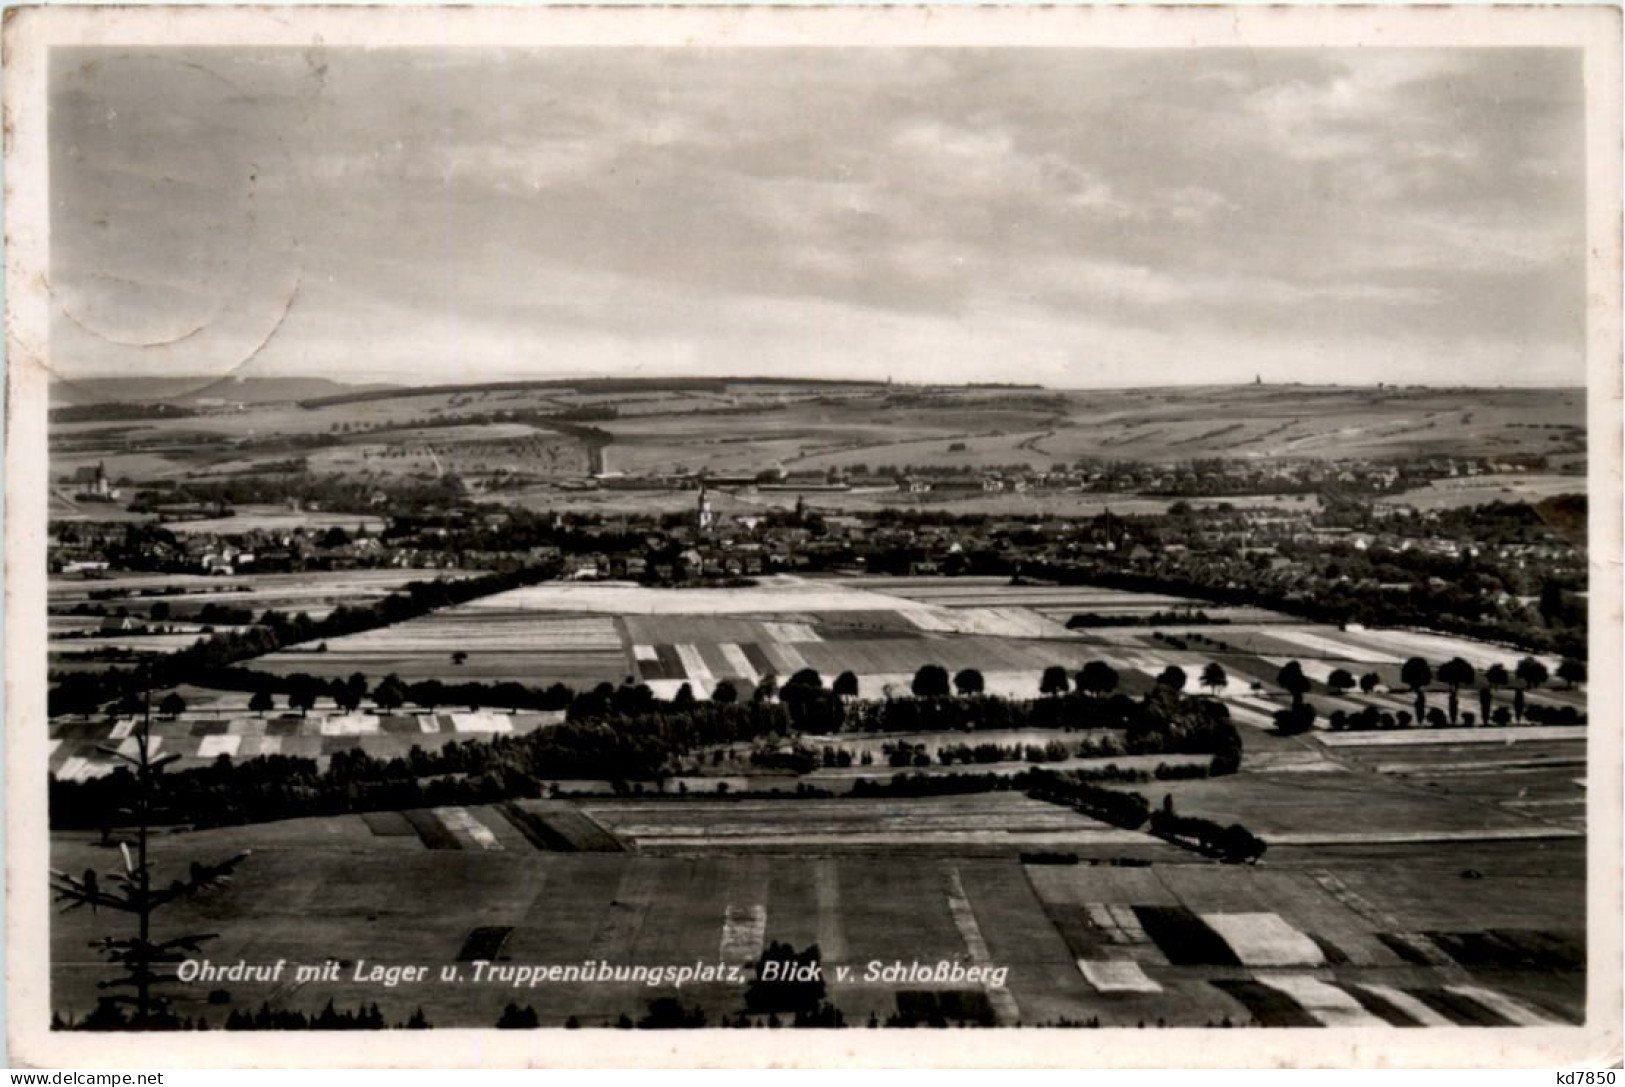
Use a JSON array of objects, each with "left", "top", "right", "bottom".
[
  {"left": 577, "top": 794, "right": 1185, "bottom": 854},
  {"left": 48, "top": 703, "right": 568, "bottom": 780},
  {"left": 158, "top": 508, "right": 389, "bottom": 536},
  {"left": 1118, "top": 767, "right": 1580, "bottom": 847},
  {"left": 474, "top": 485, "right": 776, "bottom": 518},
  {"left": 490, "top": 487, "right": 1319, "bottom": 519},
  {"left": 1375, "top": 473, "right": 1585, "bottom": 511},
  {"left": 744, "top": 489, "right": 1323, "bottom": 519},
  {"left": 1313, "top": 735, "right": 1587, "bottom": 834},
  {"left": 255, "top": 609, "right": 627, "bottom": 686},
  {"left": 236, "top": 575, "right": 1582, "bottom": 725},
  {"left": 48, "top": 820, "right": 1585, "bottom": 1029},
  {"left": 47, "top": 568, "right": 491, "bottom": 670},
  {"left": 49, "top": 568, "right": 479, "bottom": 618},
  {"left": 46, "top": 565, "right": 1590, "bottom": 1035},
  {"left": 47, "top": 569, "right": 1590, "bottom": 1028},
  {"left": 50, "top": 573, "right": 1583, "bottom": 799}
]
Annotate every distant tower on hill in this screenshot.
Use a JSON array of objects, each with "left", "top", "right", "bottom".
[
  {"left": 1255, "top": 374, "right": 1263, "bottom": 385},
  {"left": 696, "top": 485, "right": 715, "bottom": 536}
]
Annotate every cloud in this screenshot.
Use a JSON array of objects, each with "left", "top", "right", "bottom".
[{"left": 47, "top": 46, "right": 1586, "bottom": 388}]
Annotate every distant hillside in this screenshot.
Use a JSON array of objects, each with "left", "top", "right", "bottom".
[
  {"left": 295, "top": 375, "right": 897, "bottom": 408},
  {"left": 50, "top": 375, "right": 401, "bottom": 407}
]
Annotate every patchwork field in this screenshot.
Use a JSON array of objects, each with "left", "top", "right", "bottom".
[
  {"left": 48, "top": 702, "right": 568, "bottom": 780},
  {"left": 55, "top": 575, "right": 1587, "bottom": 797},
  {"left": 47, "top": 565, "right": 1590, "bottom": 1028},
  {"left": 228, "top": 574, "right": 1584, "bottom": 728}
]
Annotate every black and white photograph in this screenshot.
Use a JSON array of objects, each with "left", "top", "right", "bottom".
[{"left": 4, "top": 5, "right": 1620, "bottom": 1069}]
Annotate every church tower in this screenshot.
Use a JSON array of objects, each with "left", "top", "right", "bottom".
[{"left": 696, "top": 486, "right": 715, "bottom": 536}]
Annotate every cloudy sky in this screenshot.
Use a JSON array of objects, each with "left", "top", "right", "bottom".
[{"left": 49, "top": 46, "right": 1586, "bottom": 388}]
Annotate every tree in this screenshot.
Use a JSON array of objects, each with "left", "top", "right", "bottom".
[
  {"left": 1557, "top": 658, "right": 1587, "bottom": 689},
  {"left": 1156, "top": 666, "right": 1187, "bottom": 693},
  {"left": 1478, "top": 685, "right": 1493, "bottom": 723},
  {"left": 1218, "top": 823, "right": 1268, "bottom": 865},
  {"left": 496, "top": 1003, "right": 540, "bottom": 1029},
  {"left": 638, "top": 997, "right": 706, "bottom": 1029},
  {"left": 953, "top": 668, "right": 985, "bottom": 696},
  {"left": 1077, "top": 661, "right": 1119, "bottom": 700},
  {"left": 1274, "top": 703, "right": 1317, "bottom": 736},
  {"left": 745, "top": 942, "right": 827, "bottom": 1016},
  {"left": 345, "top": 672, "right": 369, "bottom": 708},
  {"left": 51, "top": 669, "right": 249, "bottom": 1028},
  {"left": 332, "top": 682, "right": 362, "bottom": 715},
  {"left": 832, "top": 672, "right": 859, "bottom": 700},
  {"left": 754, "top": 675, "right": 779, "bottom": 704},
  {"left": 1200, "top": 662, "right": 1228, "bottom": 696},
  {"left": 1359, "top": 672, "right": 1381, "bottom": 695},
  {"left": 1209, "top": 720, "right": 1243, "bottom": 776},
  {"left": 412, "top": 679, "right": 447, "bottom": 712},
  {"left": 673, "top": 682, "right": 696, "bottom": 709},
  {"left": 1326, "top": 669, "right": 1356, "bottom": 696},
  {"left": 787, "top": 668, "right": 823, "bottom": 691},
  {"left": 712, "top": 680, "right": 739, "bottom": 705},
  {"left": 1276, "top": 662, "right": 1311, "bottom": 709},
  {"left": 451, "top": 650, "right": 468, "bottom": 666},
  {"left": 1437, "top": 657, "right": 1475, "bottom": 694},
  {"left": 1401, "top": 657, "right": 1432, "bottom": 718},
  {"left": 1437, "top": 657, "right": 1475, "bottom": 724},
  {"left": 1515, "top": 657, "right": 1549, "bottom": 691},
  {"left": 912, "top": 664, "right": 950, "bottom": 699},
  {"left": 248, "top": 689, "right": 274, "bottom": 717},
  {"left": 1485, "top": 663, "right": 1510, "bottom": 690},
  {"left": 287, "top": 683, "right": 318, "bottom": 717},
  {"left": 158, "top": 692, "right": 186, "bottom": 720},
  {"left": 1040, "top": 665, "right": 1070, "bottom": 698}
]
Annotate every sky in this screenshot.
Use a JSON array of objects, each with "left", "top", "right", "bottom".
[{"left": 48, "top": 46, "right": 1587, "bottom": 388}]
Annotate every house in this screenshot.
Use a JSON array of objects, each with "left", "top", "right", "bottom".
[{"left": 898, "top": 476, "right": 932, "bottom": 494}]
